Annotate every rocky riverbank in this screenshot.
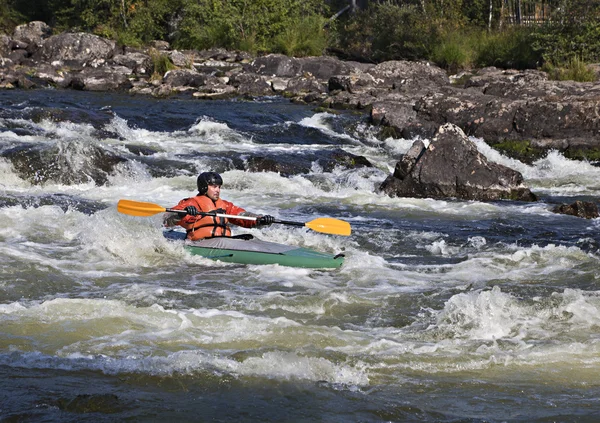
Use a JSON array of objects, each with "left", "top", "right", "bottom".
[{"left": 2, "top": 21, "right": 599, "bottom": 215}]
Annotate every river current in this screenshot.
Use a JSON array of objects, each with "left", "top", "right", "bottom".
[{"left": 1, "top": 89, "right": 600, "bottom": 422}]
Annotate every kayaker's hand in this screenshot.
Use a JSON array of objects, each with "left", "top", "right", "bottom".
[
  {"left": 257, "top": 215, "right": 275, "bottom": 226},
  {"left": 185, "top": 206, "right": 199, "bottom": 216}
]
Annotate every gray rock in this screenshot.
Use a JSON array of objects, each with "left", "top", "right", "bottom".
[
  {"left": 379, "top": 123, "right": 537, "bottom": 202},
  {"left": 552, "top": 201, "right": 599, "bottom": 219},
  {"left": 69, "top": 67, "right": 133, "bottom": 91},
  {"left": 163, "top": 68, "right": 206, "bottom": 87},
  {"left": 112, "top": 52, "right": 151, "bottom": 75},
  {"left": 13, "top": 21, "right": 51, "bottom": 54},
  {"left": 248, "top": 54, "right": 301, "bottom": 77},
  {"left": 34, "top": 33, "right": 116, "bottom": 67}
]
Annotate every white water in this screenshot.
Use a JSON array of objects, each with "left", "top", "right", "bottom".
[{"left": 1, "top": 91, "right": 600, "bottom": 421}]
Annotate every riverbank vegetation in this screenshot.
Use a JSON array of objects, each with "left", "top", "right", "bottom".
[{"left": 1, "top": 0, "right": 599, "bottom": 81}]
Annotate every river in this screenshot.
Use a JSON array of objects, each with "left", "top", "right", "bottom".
[{"left": 1, "top": 89, "right": 600, "bottom": 422}]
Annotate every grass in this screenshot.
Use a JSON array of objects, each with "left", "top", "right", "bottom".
[
  {"left": 149, "top": 48, "right": 176, "bottom": 80},
  {"left": 542, "top": 57, "right": 597, "bottom": 82}
]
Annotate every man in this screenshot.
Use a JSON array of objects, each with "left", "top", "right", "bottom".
[{"left": 165, "top": 171, "right": 275, "bottom": 241}]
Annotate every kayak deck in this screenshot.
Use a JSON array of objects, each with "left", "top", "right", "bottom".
[{"left": 164, "top": 230, "right": 344, "bottom": 269}]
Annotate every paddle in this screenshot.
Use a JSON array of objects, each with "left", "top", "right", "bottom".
[{"left": 117, "top": 199, "right": 352, "bottom": 236}]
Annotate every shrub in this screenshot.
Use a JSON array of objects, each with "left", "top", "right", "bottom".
[
  {"left": 543, "top": 57, "right": 597, "bottom": 82},
  {"left": 272, "top": 15, "right": 329, "bottom": 57},
  {"left": 474, "top": 27, "right": 541, "bottom": 69},
  {"left": 430, "top": 31, "right": 474, "bottom": 72},
  {"left": 149, "top": 48, "right": 175, "bottom": 80}
]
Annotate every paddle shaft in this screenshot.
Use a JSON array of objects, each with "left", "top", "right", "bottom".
[
  {"left": 167, "top": 208, "right": 304, "bottom": 226},
  {"left": 166, "top": 208, "right": 258, "bottom": 221}
]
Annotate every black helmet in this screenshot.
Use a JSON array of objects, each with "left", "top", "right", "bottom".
[{"left": 197, "top": 171, "right": 223, "bottom": 194}]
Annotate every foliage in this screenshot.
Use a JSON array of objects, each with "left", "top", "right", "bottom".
[
  {"left": 473, "top": 27, "right": 542, "bottom": 69},
  {"left": 542, "top": 56, "right": 597, "bottom": 82},
  {"left": 173, "top": 0, "right": 327, "bottom": 54},
  {"left": 430, "top": 30, "right": 475, "bottom": 72},
  {"left": 272, "top": 15, "right": 328, "bottom": 57},
  {"left": 333, "top": 3, "right": 439, "bottom": 62},
  {"left": 0, "top": 0, "right": 25, "bottom": 33},
  {"left": 149, "top": 48, "right": 175, "bottom": 80}
]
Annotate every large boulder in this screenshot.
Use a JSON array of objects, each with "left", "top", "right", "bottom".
[
  {"left": 379, "top": 123, "right": 537, "bottom": 202},
  {"left": 34, "top": 33, "right": 116, "bottom": 67},
  {"left": 12, "top": 21, "right": 51, "bottom": 54}
]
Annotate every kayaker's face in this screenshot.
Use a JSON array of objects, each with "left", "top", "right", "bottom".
[{"left": 206, "top": 184, "right": 221, "bottom": 201}]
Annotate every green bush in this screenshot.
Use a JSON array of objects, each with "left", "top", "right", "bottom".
[
  {"left": 149, "top": 48, "right": 176, "bottom": 80},
  {"left": 333, "top": 3, "right": 438, "bottom": 62},
  {"left": 272, "top": 15, "right": 329, "bottom": 57},
  {"left": 430, "top": 31, "right": 474, "bottom": 72},
  {"left": 174, "top": 0, "right": 327, "bottom": 53},
  {"left": 543, "top": 57, "right": 597, "bottom": 82},
  {"left": 474, "top": 27, "right": 542, "bottom": 69}
]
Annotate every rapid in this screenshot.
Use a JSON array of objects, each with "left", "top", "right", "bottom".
[{"left": 1, "top": 89, "right": 600, "bottom": 422}]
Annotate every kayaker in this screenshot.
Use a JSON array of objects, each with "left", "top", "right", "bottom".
[{"left": 164, "top": 171, "right": 275, "bottom": 240}]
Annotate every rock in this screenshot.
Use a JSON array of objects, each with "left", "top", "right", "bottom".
[
  {"left": 168, "top": 50, "right": 190, "bottom": 67},
  {"left": 34, "top": 33, "right": 116, "bottom": 67},
  {"left": 2, "top": 142, "right": 127, "bottom": 186},
  {"left": 552, "top": 201, "right": 599, "bottom": 219},
  {"left": 111, "top": 52, "right": 151, "bottom": 75},
  {"left": 28, "top": 63, "right": 71, "bottom": 88},
  {"left": 12, "top": 21, "right": 51, "bottom": 54},
  {"left": 244, "top": 148, "right": 372, "bottom": 176},
  {"left": 379, "top": 123, "right": 537, "bottom": 202},
  {"left": 284, "top": 74, "right": 327, "bottom": 96},
  {"left": 69, "top": 67, "right": 133, "bottom": 91},
  {"left": 391, "top": 139, "right": 426, "bottom": 179},
  {"left": 56, "top": 394, "right": 122, "bottom": 413},
  {"left": 0, "top": 34, "right": 10, "bottom": 57},
  {"left": 150, "top": 40, "right": 170, "bottom": 50},
  {"left": 249, "top": 54, "right": 302, "bottom": 77},
  {"left": 371, "top": 99, "right": 437, "bottom": 139},
  {"left": 297, "top": 56, "right": 358, "bottom": 80},
  {"left": 163, "top": 69, "right": 206, "bottom": 88},
  {"left": 366, "top": 60, "right": 450, "bottom": 91},
  {"left": 229, "top": 73, "right": 273, "bottom": 96}
]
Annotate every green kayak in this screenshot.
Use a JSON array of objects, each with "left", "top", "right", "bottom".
[{"left": 164, "top": 230, "right": 345, "bottom": 269}]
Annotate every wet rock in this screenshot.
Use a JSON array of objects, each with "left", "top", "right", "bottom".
[
  {"left": 379, "top": 123, "right": 537, "bottom": 202},
  {"left": 56, "top": 393, "right": 122, "bottom": 413},
  {"left": 552, "top": 200, "right": 599, "bottom": 219},
  {"left": 244, "top": 149, "right": 372, "bottom": 176},
  {"left": 3, "top": 142, "right": 127, "bottom": 186}
]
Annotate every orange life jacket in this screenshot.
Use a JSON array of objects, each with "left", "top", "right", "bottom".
[{"left": 180, "top": 196, "right": 232, "bottom": 240}]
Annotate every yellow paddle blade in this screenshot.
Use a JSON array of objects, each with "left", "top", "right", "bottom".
[
  {"left": 117, "top": 199, "right": 167, "bottom": 217},
  {"left": 305, "top": 217, "right": 352, "bottom": 236}
]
